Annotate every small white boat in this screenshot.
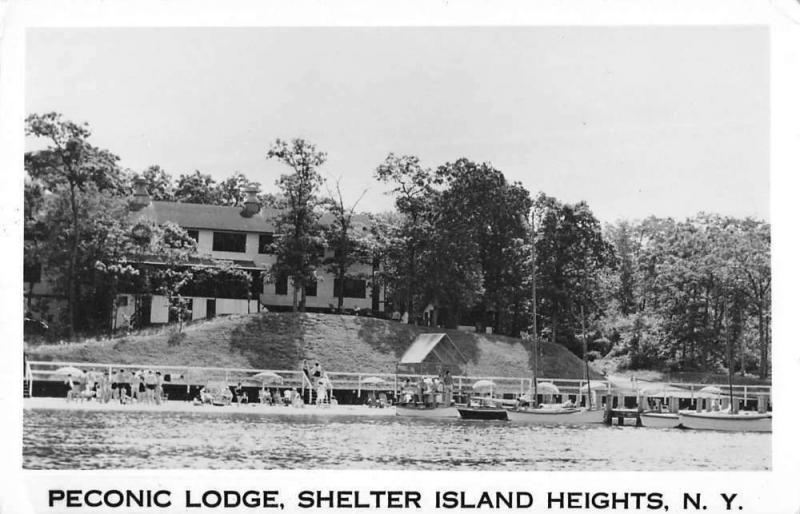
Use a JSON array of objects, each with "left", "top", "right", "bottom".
[
  {"left": 506, "top": 406, "right": 604, "bottom": 425},
  {"left": 640, "top": 411, "right": 680, "bottom": 429},
  {"left": 678, "top": 410, "right": 772, "bottom": 433},
  {"left": 396, "top": 404, "right": 459, "bottom": 418}
]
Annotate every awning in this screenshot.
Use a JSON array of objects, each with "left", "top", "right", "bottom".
[{"left": 399, "top": 333, "right": 467, "bottom": 366}]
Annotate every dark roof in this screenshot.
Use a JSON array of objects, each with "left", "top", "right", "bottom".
[
  {"left": 131, "top": 201, "right": 280, "bottom": 232},
  {"left": 130, "top": 201, "right": 373, "bottom": 233}
]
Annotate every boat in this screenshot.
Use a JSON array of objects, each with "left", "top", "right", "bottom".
[
  {"left": 674, "top": 335, "right": 772, "bottom": 433},
  {"left": 396, "top": 403, "right": 459, "bottom": 418},
  {"left": 457, "top": 396, "right": 508, "bottom": 421},
  {"left": 639, "top": 411, "right": 680, "bottom": 429},
  {"left": 678, "top": 410, "right": 771, "bottom": 433},
  {"left": 506, "top": 404, "right": 604, "bottom": 424}
]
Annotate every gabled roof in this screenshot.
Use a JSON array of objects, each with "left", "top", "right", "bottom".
[
  {"left": 399, "top": 333, "right": 468, "bottom": 366},
  {"left": 131, "top": 201, "right": 281, "bottom": 233}
]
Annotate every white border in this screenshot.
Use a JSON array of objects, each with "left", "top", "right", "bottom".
[{"left": 2, "top": 1, "right": 799, "bottom": 512}]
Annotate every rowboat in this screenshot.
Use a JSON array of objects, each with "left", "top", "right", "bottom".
[
  {"left": 639, "top": 411, "right": 680, "bottom": 429},
  {"left": 678, "top": 410, "right": 771, "bottom": 433},
  {"left": 505, "top": 406, "right": 604, "bottom": 424}
]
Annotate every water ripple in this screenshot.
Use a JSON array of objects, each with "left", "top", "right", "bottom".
[{"left": 23, "top": 409, "right": 770, "bottom": 470}]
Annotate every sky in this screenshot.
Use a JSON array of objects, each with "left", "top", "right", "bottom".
[{"left": 25, "top": 27, "right": 769, "bottom": 223}]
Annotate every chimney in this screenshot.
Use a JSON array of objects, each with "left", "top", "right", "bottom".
[
  {"left": 241, "top": 183, "right": 261, "bottom": 217},
  {"left": 130, "top": 175, "right": 150, "bottom": 211}
]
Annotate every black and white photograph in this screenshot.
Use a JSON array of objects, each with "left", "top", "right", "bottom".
[
  {"left": 3, "top": 2, "right": 800, "bottom": 512},
  {"left": 18, "top": 24, "right": 774, "bottom": 470}
]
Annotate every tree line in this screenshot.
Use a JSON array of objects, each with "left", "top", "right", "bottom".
[{"left": 24, "top": 113, "right": 771, "bottom": 377}]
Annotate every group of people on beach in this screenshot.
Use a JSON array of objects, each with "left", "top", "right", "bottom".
[
  {"left": 399, "top": 369, "right": 454, "bottom": 407},
  {"left": 64, "top": 369, "right": 165, "bottom": 405}
]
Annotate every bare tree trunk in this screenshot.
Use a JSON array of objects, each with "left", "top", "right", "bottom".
[
  {"left": 68, "top": 183, "right": 79, "bottom": 338},
  {"left": 758, "top": 309, "right": 767, "bottom": 378},
  {"left": 292, "top": 283, "right": 299, "bottom": 312},
  {"left": 337, "top": 266, "right": 345, "bottom": 311}
]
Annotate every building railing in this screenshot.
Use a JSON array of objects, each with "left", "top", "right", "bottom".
[{"left": 25, "top": 360, "right": 772, "bottom": 403}]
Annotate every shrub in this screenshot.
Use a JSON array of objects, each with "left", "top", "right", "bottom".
[{"left": 167, "top": 330, "right": 186, "bottom": 347}]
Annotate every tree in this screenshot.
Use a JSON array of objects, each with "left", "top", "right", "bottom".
[
  {"left": 216, "top": 173, "right": 254, "bottom": 206},
  {"left": 141, "top": 165, "right": 175, "bottom": 201},
  {"left": 25, "top": 113, "right": 124, "bottom": 337},
  {"left": 435, "top": 158, "right": 533, "bottom": 333},
  {"left": 174, "top": 170, "right": 221, "bottom": 204},
  {"left": 374, "top": 154, "right": 439, "bottom": 320},
  {"left": 323, "top": 178, "right": 370, "bottom": 311},
  {"left": 266, "top": 138, "right": 327, "bottom": 311},
  {"left": 148, "top": 222, "right": 198, "bottom": 332},
  {"left": 533, "top": 194, "right": 612, "bottom": 355}
]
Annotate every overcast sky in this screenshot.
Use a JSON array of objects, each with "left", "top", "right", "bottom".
[{"left": 26, "top": 27, "right": 769, "bottom": 223}]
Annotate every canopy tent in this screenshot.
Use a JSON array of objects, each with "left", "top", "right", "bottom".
[{"left": 397, "top": 333, "right": 468, "bottom": 375}]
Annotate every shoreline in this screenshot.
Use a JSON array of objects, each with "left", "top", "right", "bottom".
[{"left": 23, "top": 397, "right": 397, "bottom": 417}]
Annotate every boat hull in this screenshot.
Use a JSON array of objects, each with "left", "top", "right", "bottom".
[
  {"left": 457, "top": 407, "right": 508, "bottom": 421},
  {"left": 640, "top": 412, "right": 680, "bottom": 429},
  {"left": 396, "top": 405, "right": 459, "bottom": 418},
  {"left": 678, "top": 411, "right": 772, "bottom": 433},
  {"left": 506, "top": 407, "right": 604, "bottom": 425}
]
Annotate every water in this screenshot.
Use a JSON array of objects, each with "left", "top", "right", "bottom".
[{"left": 23, "top": 408, "right": 770, "bottom": 470}]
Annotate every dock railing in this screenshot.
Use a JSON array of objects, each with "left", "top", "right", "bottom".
[{"left": 25, "top": 360, "right": 771, "bottom": 407}]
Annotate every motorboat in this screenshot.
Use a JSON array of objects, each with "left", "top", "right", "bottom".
[
  {"left": 505, "top": 403, "right": 604, "bottom": 424},
  {"left": 457, "top": 396, "right": 508, "bottom": 421},
  {"left": 678, "top": 410, "right": 771, "bottom": 433},
  {"left": 396, "top": 403, "right": 459, "bottom": 418},
  {"left": 639, "top": 411, "right": 680, "bottom": 429}
]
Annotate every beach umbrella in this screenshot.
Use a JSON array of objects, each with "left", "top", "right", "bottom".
[
  {"left": 252, "top": 371, "right": 283, "bottom": 385},
  {"left": 578, "top": 381, "right": 606, "bottom": 394},
  {"left": 699, "top": 385, "right": 722, "bottom": 395},
  {"left": 86, "top": 370, "right": 105, "bottom": 381},
  {"left": 638, "top": 383, "right": 694, "bottom": 399},
  {"left": 535, "top": 382, "right": 560, "bottom": 395},
  {"left": 53, "top": 366, "right": 84, "bottom": 379},
  {"left": 472, "top": 379, "right": 496, "bottom": 393},
  {"left": 360, "top": 376, "right": 384, "bottom": 385}
]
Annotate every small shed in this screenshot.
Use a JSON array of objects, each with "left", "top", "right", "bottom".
[{"left": 397, "top": 333, "right": 468, "bottom": 375}]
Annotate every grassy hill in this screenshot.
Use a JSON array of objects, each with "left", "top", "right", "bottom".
[{"left": 26, "top": 312, "right": 602, "bottom": 379}]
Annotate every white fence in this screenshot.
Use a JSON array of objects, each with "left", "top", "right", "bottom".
[{"left": 25, "top": 360, "right": 772, "bottom": 403}]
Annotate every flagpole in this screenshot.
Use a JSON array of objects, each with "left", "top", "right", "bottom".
[{"left": 530, "top": 209, "right": 538, "bottom": 407}]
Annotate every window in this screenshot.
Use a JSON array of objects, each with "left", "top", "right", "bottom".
[
  {"left": 258, "top": 233, "right": 274, "bottom": 254},
  {"left": 186, "top": 229, "right": 199, "bottom": 242},
  {"left": 117, "top": 296, "right": 129, "bottom": 307},
  {"left": 212, "top": 231, "right": 246, "bottom": 253},
  {"left": 23, "top": 262, "right": 41, "bottom": 284},
  {"left": 333, "top": 278, "right": 366, "bottom": 299},
  {"left": 305, "top": 279, "right": 317, "bottom": 297},
  {"left": 275, "top": 275, "right": 288, "bottom": 295}
]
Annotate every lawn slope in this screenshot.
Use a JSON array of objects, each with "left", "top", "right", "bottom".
[{"left": 26, "top": 312, "right": 601, "bottom": 379}]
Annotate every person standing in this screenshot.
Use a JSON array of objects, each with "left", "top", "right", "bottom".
[
  {"left": 154, "top": 372, "right": 164, "bottom": 405},
  {"left": 443, "top": 369, "right": 454, "bottom": 406}
]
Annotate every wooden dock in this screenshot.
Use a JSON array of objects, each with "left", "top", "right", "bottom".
[{"left": 604, "top": 407, "right": 642, "bottom": 426}]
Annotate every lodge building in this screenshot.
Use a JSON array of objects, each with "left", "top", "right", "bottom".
[{"left": 24, "top": 178, "right": 383, "bottom": 331}]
